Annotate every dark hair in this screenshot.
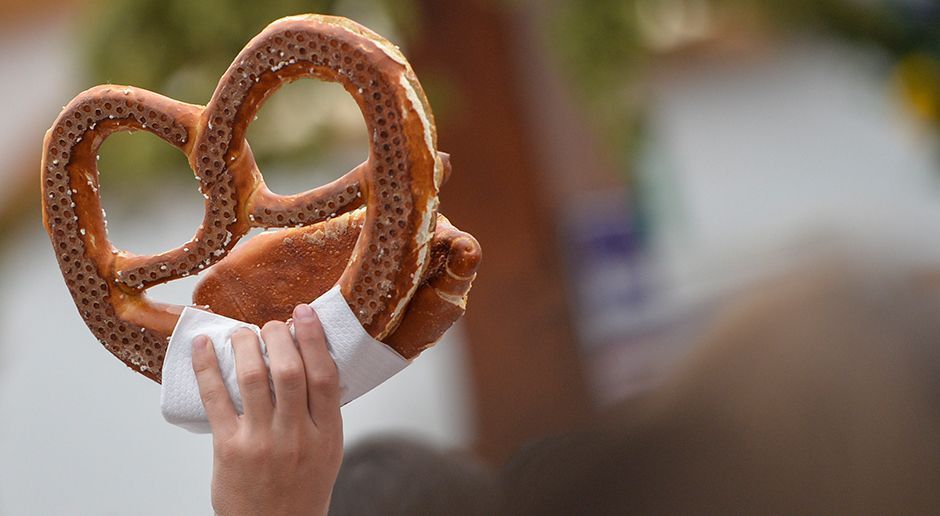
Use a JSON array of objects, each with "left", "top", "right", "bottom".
[{"left": 329, "top": 435, "right": 497, "bottom": 516}]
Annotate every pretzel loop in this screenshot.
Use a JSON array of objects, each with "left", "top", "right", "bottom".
[{"left": 41, "top": 87, "right": 201, "bottom": 380}]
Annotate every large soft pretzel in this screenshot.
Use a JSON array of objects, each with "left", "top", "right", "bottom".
[{"left": 41, "top": 15, "right": 479, "bottom": 382}]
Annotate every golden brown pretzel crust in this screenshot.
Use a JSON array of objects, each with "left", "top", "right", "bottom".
[
  {"left": 384, "top": 216, "right": 481, "bottom": 357},
  {"left": 41, "top": 88, "right": 200, "bottom": 381},
  {"left": 192, "top": 212, "right": 481, "bottom": 359},
  {"left": 41, "top": 15, "right": 456, "bottom": 380}
]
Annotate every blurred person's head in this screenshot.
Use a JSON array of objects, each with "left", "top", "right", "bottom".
[
  {"left": 502, "top": 255, "right": 940, "bottom": 515},
  {"left": 329, "top": 436, "right": 497, "bottom": 516}
]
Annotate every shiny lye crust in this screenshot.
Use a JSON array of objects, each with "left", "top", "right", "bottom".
[
  {"left": 41, "top": 15, "right": 479, "bottom": 381},
  {"left": 192, "top": 212, "right": 480, "bottom": 359}
]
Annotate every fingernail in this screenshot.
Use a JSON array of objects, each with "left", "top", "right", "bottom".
[
  {"left": 193, "top": 335, "right": 209, "bottom": 351},
  {"left": 294, "top": 304, "right": 315, "bottom": 321}
]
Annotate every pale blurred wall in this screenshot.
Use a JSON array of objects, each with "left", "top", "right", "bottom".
[
  {"left": 0, "top": 13, "right": 472, "bottom": 516},
  {"left": 587, "top": 36, "right": 940, "bottom": 402},
  {"left": 645, "top": 37, "right": 940, "bottom": 296},
  {"left": 0, "top": 14, "right": 75, "bottom": 210}
]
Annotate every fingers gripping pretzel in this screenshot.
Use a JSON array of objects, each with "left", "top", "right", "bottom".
[{"left": 41, "top": 15, "right": 472, "bottom": 381}]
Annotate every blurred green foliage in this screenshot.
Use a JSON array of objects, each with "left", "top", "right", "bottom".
[
  {"left": 550, "top": 1, "right": 644, "bottom": 108},
  {"left": 548, "top": 0, "right": 646, "bottom": 179}
]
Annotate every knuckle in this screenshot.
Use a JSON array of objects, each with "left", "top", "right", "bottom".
[
  {"left": 274, "top": 363, "right": 305, "bottom": 385},
  {"left": 200, "top": 387, "right": 226, "bottom": 406},
  {"left": 192, "top": 358, "right": 214, "bottom": 376},
  {"left": 238, "top": 367, "right": 268, "bottom": 388},
  {"left": 309, "top": 369, "right": 339, "bottom": 391}
]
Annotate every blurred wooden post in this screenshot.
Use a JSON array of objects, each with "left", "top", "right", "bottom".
[{"left": 412, "top": 0, "right": 591, "bottom": 461}]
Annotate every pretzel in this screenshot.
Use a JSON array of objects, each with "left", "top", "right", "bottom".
[
  {"left": 193, "top": 212, "right": 480, "bottom": 359},
  {"left": 41, "top": 14, "right": 479, "bottom": 382}
]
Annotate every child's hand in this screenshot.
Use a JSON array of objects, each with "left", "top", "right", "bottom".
[{"left": 192, "top": 304, "right": 343, "bottom": 516}]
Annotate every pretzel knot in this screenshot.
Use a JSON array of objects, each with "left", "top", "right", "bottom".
[{"left": 40, "top": 15, "right": 481, "bottom": 382}]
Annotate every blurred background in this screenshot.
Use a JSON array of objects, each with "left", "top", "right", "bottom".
[{"left": 3, "top": 0, "right": 940, "bottom": 513}]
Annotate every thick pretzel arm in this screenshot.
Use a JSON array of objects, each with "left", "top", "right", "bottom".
[
  {"left": 248, "top": 162, "right": 365, "bottom": 228},
  {"left": 246, "top": 153, "right": 450, "bottom": 228},
  {"left": 191, "top": 211, "right": 480, "bottom": 358}
]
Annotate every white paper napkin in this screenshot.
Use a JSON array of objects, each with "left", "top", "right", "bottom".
[{"left": 160, "top": 285, "right": 411, "bottom": 433}]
